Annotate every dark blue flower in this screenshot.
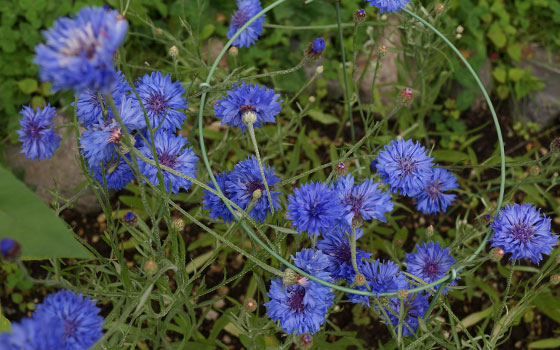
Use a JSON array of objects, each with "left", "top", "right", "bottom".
[
  {"left": 33, "top": 289, "right": 103, "bottom": 350},
  {"left": 332, "top": 174, "right": 394, "bottom": 227},
  {"left": 76, "top": 71, "right": 131, "bottom": 128},
  {"left": 135, "top": 72, "right": 188, "bottom": 132},
  {"left": 123, "top": 211, "right": 137, "bottom": 224},
  {"left": 311, "top": 37, "right": 325, "bottom": 54},
  {"left": 265, "top": 249, "right": 334, "bottom": 335},
  {"left": 80, "top": 96, "right": 145, "bottom": 167},
  {"left": 227, "top": 156, "right": 282, "bottom": 222},
  {"left": 414, "top": 167, "right": 458, "bottom": 215},
  {"left": 202, "top": 171, "right": 236, "bottom": 223},
  {"left": 34, "top": 6, "right": 128, "bottom": 93},
  {"left": 375, "top": 139, "right": 434, "bottom": 196},
  {"left": 380, "top": 291, "right": 429, "bottom": 337},
  {"left": 138, "top": 130, "right": 199, "bottom": 194},
  {"left": 17, "top": 105, "right": 60, "bottom": 161},
  {"left": 214, "top": 81, "right": 282, "bottom": 132},
  {"left": 317, "top": 230, "right": 371, "bottom": 281},
  {"left": 0, "top": 315, "right": 64, "bottom": 350},
  {"left": 0, "top": 238, "right": 21, "bottom": 261},
  {"left": 91, "top": 155, "right": 134, "bottom": 190},
  {"left": 287, "top": 181, "right": 343, "bottom": 237},
  {"left": 347, "top": 259, "right": 406, "bottom": 306},
  {"left": 227, "top": 0, "right": 265, "bottom": 48},
  {"left": 405, "top": 241, "right": 456, "bottom": 293},
  {"left": 489, "top": 203, "right": 558, "bottom": 264},
  {"left": 365, "top": 0, "right": 410, "bottom": 13}
]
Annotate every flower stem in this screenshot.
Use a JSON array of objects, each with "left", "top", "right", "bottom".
[
  {"left": 350, "top": 226, "right": 360, "bottom": 275},
  {"left": 335, "top": 1, "right": 355, "bottom": 142},
  {"left": 246, "top": 122, "right": 275, "bottom": 215}
]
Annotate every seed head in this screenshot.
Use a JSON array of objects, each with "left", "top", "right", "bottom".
[{"left": 489, "top": 247, "right": 504, "bottom": 262}]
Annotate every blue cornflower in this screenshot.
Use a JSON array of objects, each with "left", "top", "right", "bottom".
[
  {"left": 135, "top": 72, "right": 188, "bottom": 132},
  {"left": 405, "top": 241, "right": 457, "bottom": 293},
  {"left": 332, "top": 174, "right": 394, "bottom": 227},
  {"left": 414, "top": 167, "right": 458, "bottom": 215},
  {"left": 1, "top": 238, "right": 21, "bottom": 261},
  {"left": 227, "top": 0, "right": 265, "bottom": 48},
  {"left": 214, "top": 82, "right": 282, "bottom": 132},
  {"left": 226, "top": 156, "right": 282, "bottom": 222},
  {"left": 91, "top": 155, "right": 134, "bottom": 190},
  {"left": 33, "top": 289, "right": 103, "bottom": 350},
  {"left": 311, "top": 38, "right": 325, "bottom": 54},
  {"left": 17, "top": 105, "right": 60, "bottom": 161},
  {"left": 380, "top": 292, "right": 429, "bottom": 337},
  {"left": 80, "top": 96, "right": 145, "bottom": 166},
  {"left": 347, "top": 259, "right": 407, "bottom": 306},
  {"left": 202, "top": 171, "right": 236, "bottom": 223},
  {"left": 76, "top": 71, "right": 131, "bottom": 128},
  {"left": 265, "top": 249, "right": 334, "bottom": 335},
  {"left": 138, "top": 130, "right": 199, "bottom": 194},
  {"left": 287, "top": 181, "right": 343, "bottom": 237},
  {"left": 489, "top": 203, "right": 558, "bottom": 264},
  {"left": 365, "top": 0, "right": 410, "bottom": 13},
  {"left": 34, "top": 6, "right": 128, "bottom": 93},
  {"left": 375, "top": 139, "right": 434, "bottom": 196},
  {"left": 317, "top": 230, "right": 371, "bottom": 281},
  {"left": 0, "top": 315, "right": 64, "bottom": 350}
]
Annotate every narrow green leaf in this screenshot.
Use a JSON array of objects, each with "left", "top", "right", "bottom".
[{"left": 528, "top": 338, "right": 560, "bottom": 349}]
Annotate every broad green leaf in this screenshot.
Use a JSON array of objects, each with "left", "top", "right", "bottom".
[
  {"left": 457, "top": 306, "right": 492, "bottom": 332},
  {"left": 200, "top": 24, "right": 215, "bottom": 40},
  {"left": 507, "top": 43, "right": 522, "bottom": 61},
  {"left": 307, "top": 109, "right": 339, "bottom": 125},
  {"left": 17, "top": 78, "right": 38, "bottom": 94},
  {"left": 492, "top": 67, "right": 507, "bottom": 84},
  {"left": 509, "top": 68, "right": 526, "bottom": 82},
  {"left": 487, "top": 26, "right": 507, "bottom": 48},
  {"left": 456, "top": 89, "right": 477, "bottom": 111},
  {"left": 0, "top": 166, "right": 90, "bottom": 259},
  {"left": 528, "top": 338, "right": 560, "bottom": 349},
  {"left": 0, "top": 312, "right": 10, "bottom": 332}
]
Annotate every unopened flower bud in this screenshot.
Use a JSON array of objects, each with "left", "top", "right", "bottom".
[
  {"left": 354, "top": 273, "right": 367, "bottom": 286},
  {"left": 378, "top": 45, "right": 387, "bottom": 57},
  {"left": 0, "top": 238, "right": 21, "bottom": 262},
  {"left": 397, "top": 289, "right": 409, "bottom": 300},
  {"left": 398, "top": 88, "right": 414, "bottom": 106},
  {"left": 529, "top": 166, "right": 540, "bottom": 176},
  {"left": 456, "top": 25, "right": 464, "bottom": 34},
  {"left": 118, "top": 134, "right": 135, "bottom": 154},
  {"left": 144, "top": 260, "right": 158, "bottom": 276},
  {"left": 123, "top": 211, "right": 137, "bottom": 225},
  {"left": 252, "top": 188, "right": 262, "bottom": 200},
  {"left": 169, "top": 45, "right": 178, "bottom": 59},
  {"left": 242, "top": 111, "right": 257, "bottom": 125},
  {"left": 335, "top": 162, "right": 347, "bottom": 175},
  {"left": 456, "top": 33, "right": 462, "bottom": 40},
  {"left": 352, "top": 216, "right": 363, "bottom": 229},
  {"left": 489, "top": 247, "right": 504, "bottom": 262},
  {"left": 315, "top": 65, "right": 324, "bottom": 74},
  {"left": 380, "top": 14, "right": 388, "bottom": 21},
  {"left": 305, "top": 37, "right": 325, "bottom": 61},
  {"left": 353, "top": 9, "right": 367, "bottom": 24},
  {"left": 551, "top": 274, "right": 560, "bottom": 285},
  {"left": 229, "top": 46, "right": 238, "bottom": 57},
  {"left": 395, "top": 238, "right": 403, "bottom": 247},
  {"left": 154, "top": 28, "right": 163, "bottom": 35},
  {"left": 283, "top": 268, "right": 299, "bottom": 285},
  {"left": 173, "top": 218, "right": 185, "bottom": 231},
  {"left": 550, "top": 138, "right": 560, "bottom": 153},
  {"left": 426, "top": 225, "right": 434, "bottom": 238},
  {"left": 300, "top": 333, "right": 313, "bottom": 346},
  {"left": 308, "top": 96, "right": 316, "bottom": 103},
  {"left": 379, "top": 296, "right": 390, "bottom": 306},
  {"left": 244, "top": 298, "right": 257, "bottom": 312},
  {"left": 436, "top": 4, "right": 445, "bottom": 12}
]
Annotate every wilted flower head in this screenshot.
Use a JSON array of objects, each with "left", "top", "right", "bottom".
[
  {"left": 405, "top": 241, "right": 457, "bottom": 294},
  {"left": 365, "top": 0, "right": 410, "bottom": 13},
  {"left": 265, "top": 249, "right": 334, "bottom": 335},
  {"left": 34, "top": 6, "right": 128, "bottom": 93},
  {"left": 375, "top": 139, "right": 434, "bottom": 196},
  {"left": 17, "top": 105, "right": 61, "bottom": 162},
  {"left": 287, "top": 181, "right": 343, "bottom": 237},
  {"left": 214, "top": 82, "right": 282, "bottom": 132},
  {"left": 228, "top": 0, "right": 265, "bottom": 48},
  {"left": 414, "top": 167, "right": 458, "bottom": 215},
  {"left": 489, "top": 203, "right": 558, "bottom": 264}
]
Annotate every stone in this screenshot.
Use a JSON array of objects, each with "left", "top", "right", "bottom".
[{"left": 5, "top": 110, "right": 104, "bottom": 214}]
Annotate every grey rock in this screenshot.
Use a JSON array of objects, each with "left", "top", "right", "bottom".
[{"left": 6, "top": 110, "right": 103, "bottom": 214}]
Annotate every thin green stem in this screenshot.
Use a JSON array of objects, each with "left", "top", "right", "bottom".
[
  {"left": 350, "top": 226, "right": 360, "bottom": 275},
  {"left": 246, "top": 122, "right": 275, "bottom": 215}
]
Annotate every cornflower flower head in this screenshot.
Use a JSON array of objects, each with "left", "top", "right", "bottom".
[
  {"left": 33, "top": 289, "right": 103, "bottom": 350},
  {"left": 34, "top": 6, "right": 128, "bottom": 93},
  {"left": 17, "top": 105, "right": 61, "bottom": 161},
  {"left": 375, "top": 139, "right": 434, "bottom": 196},
  {"left": 90, "top": 155, "right": 134, "bottom": 190},
  {"left": 226, "top": 156, "right": 282, "bottom": 222},
  {"left": 489, "top": 203, "right": 558, "bottom": 264},
  {"left": 80, "top": 96, "right": 145, "bottom": 166},
  {"left": 346, "top": 259, "right": 406, "bottom": 306},
  {"left": 76, "top": 71, "right": 131, "bottom": 128},
  {"left": 214, "top": 82, "right": 282, "bottom": 132},
  {"left": 365, "top": 0, "right": 410, "bottom": 13},
  {"left": 287, "top": 181, "right": 343, "bottom": 237},
  {"left": 135, "top": 72, "right": 188, "bottom": 132},
  {"left": 305, "top": 37, "right": 325, "bottom": 59},
  {"left": 227, "top": 0, "right": 265, "bottom": 48},
  {"left": 0, "top": 315, "right": 64, "bottom": 350},
  {"left": 202, "top": 171, "right": 236, "bottom": 223},
  {"left": 332, "top": 174, "right": 394, "bottom": 227},
  {"left": 380, "top": 291, "right": 429, "bottom": 337},
  {"left": 265, "top": 249, "right": 334, "bottom": 335},
  {"left": 317, "top": 230, "right": 371, "bottom": 281},
  {"left": 405, "top": 241, "right": 457, "bottom": 294},
  {"left": 414, "top": 167, "right": 458, "bottom": 215},
  {"left": 138, "top": 130, "right": 199, "bottom": 194}
]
